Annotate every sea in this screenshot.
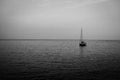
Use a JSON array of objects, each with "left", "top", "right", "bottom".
[{"left": 0, "top": 40, "right": 120, "bottom": 80}]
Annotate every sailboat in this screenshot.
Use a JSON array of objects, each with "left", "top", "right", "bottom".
[{"left": 79, "top": 28, "right": 87, "bottom": 47}]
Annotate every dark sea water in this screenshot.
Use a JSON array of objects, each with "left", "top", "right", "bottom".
[{"left": 0, "top": 40, "right": 120, "bottom": 80}]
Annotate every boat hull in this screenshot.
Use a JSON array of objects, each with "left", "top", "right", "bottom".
[{"left": 79, "top": 42, "right": 86, "bottom": 47}]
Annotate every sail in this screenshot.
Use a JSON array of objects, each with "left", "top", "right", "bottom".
[
  {"left": 79, "top": 27, "right": 87, "bottom": 47},
  {"left": 80, "top": 28, "right": 83, "bottom": 41},
  {"left": 81, "top": 28, "right": 83, "bottom": 41}
]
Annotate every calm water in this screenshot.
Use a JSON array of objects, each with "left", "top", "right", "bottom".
[{"left": 0, "top": 40, "right": 120, "bottom": 80}]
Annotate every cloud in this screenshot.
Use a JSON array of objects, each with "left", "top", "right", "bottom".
[
  {"left": 37, "top": 0, "right": 110, "bottom": 9},
  {"left": 69, "top": 0, "right": 109, "bottom": 8}
]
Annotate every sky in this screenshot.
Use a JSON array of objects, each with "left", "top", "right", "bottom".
[{"left": 0, "top": 0, "right": 120, "bottom": 40}]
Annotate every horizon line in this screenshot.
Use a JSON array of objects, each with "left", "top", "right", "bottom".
[{"left": 0, "top": 39, "right": 120, "bottom": 41}]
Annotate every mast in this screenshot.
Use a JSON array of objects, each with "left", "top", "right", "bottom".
[
  {"left": 80, "top": 28, "right": 83, "bottom": 41},
  {"left": 79, "top": 27, "right": 87, "bottom": 47}
]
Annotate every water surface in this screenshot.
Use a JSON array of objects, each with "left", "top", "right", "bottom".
[{"left": 0, "top": 40, "right": 120, "bottom": 80}]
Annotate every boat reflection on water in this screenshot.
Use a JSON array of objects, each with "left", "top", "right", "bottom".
[{"left": 79, "top": 46, "right": 85, "bottom": 58}]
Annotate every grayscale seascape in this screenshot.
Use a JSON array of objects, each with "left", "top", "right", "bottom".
[
  {"left": 0, "top": 40, "right": 120, "bottom": 80},
  {"left": 0, "top": 0, "right": 120, "bottom": 80}
]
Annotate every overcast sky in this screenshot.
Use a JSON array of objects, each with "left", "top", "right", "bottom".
[{"left": 0, "top": 0, "right": 120, "bottom": 40}]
